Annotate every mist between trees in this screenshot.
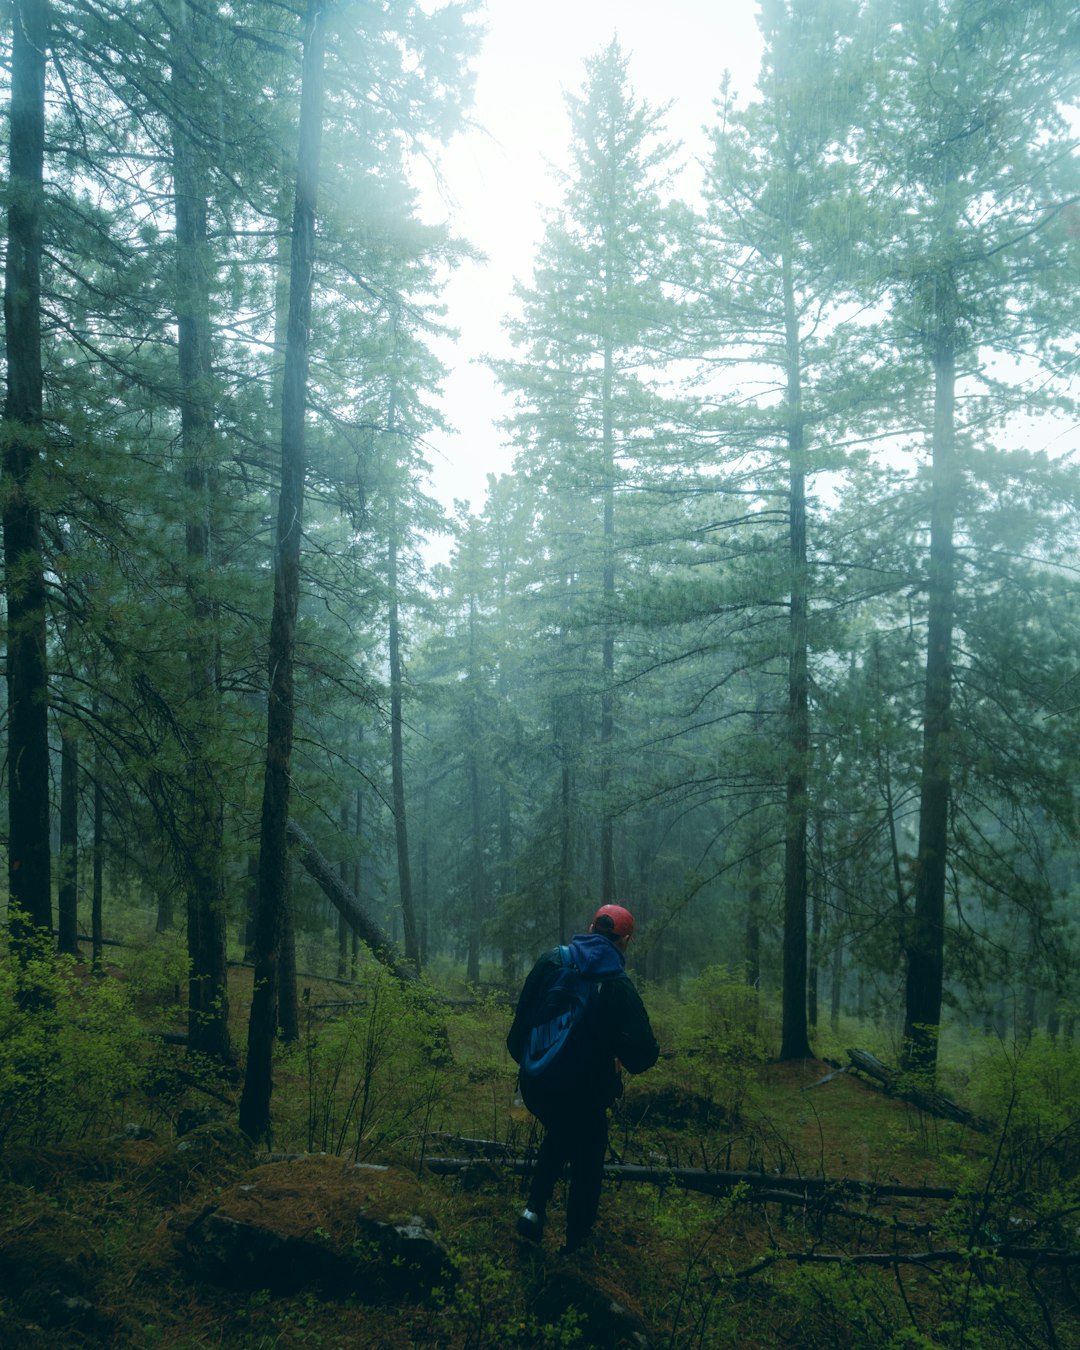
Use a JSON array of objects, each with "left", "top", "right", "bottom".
[{"left": 1, "top": 0, "right": 1078, "bottom": 1135}]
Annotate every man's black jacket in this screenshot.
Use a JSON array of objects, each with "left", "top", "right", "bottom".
[{"left": 507, "top": 934, "right": 659, "bottom": 1110}]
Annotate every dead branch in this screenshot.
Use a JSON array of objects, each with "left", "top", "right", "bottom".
[
  {"left": 423, "top": 1156, "right": 957, "bottom": 1202},
  {"left": 847, "top": 1048, "right": 990, "bottom": 1131},
  {"left": 736, "top": 1244, "right": 1080, "bottom": 1278},
  {"left": 286, "top": 819, "right": 418, "bottom": 985}
]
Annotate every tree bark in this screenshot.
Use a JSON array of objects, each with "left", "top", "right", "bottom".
[
  {"left": 386, "top": 429, "right": 420, "bottom": 971},
  {"left": 3, "top": 0, "right": 52, "bottom": 957},
  {"left": 599, "top": 335, "right": 616, "bottom": 903},
  {"left": 171, "top": 0, "right": 232, "bottom": 1063},
  {"left": 902, "top": 293, "right": 958, "bottom": 1081},
  {"left": 92, "top": 751, "right": 104, "bottom": 973},
  {"left": 286, "top": 820, "right": 419, "bottom": 984},
  {"left": 58, "top": 728, "right": 79, "bottom": 955},
  {"left": 239, "top": 0, "right": 325, "bottom": 1142},
  {"left": 465, "top": 594, "right": 486, "bottom": 984},
  {"left": 779, "top": 242, "right": 813, "bottom": 1061}
]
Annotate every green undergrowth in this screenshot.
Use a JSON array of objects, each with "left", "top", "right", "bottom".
[{"left": 1, "top": 944, "right": 1079, "bottom": 1347}]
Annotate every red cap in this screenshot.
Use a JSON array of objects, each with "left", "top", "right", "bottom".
[{"left": 592, "top": 904, "right": 635, "bottom": 940}]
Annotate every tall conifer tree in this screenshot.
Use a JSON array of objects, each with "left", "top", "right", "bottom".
[
  {"left": 857, "top": 0, "right": 1080, "bottom": 1077},
  {"left": 495, "top": 40, "right": 682, "bottom": 913}
]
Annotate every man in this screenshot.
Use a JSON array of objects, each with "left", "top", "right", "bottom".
[{"left": 506, "top": 903, "right": 659, "bottom": 1254}]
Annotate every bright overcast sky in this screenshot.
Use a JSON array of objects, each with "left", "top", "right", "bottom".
[{"left": 420, "top": 0, "right": 765, "bottom": 520}]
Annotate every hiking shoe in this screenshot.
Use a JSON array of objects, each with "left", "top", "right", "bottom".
[{"left": 516, "top": 1208, "right": 544, "bottom": 1242}]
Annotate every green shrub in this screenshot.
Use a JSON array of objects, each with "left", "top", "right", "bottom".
[
  {"left": 966, "top": 1030, "right": 1080, "bottom": 1141},
  {"left": 122, "top": 929, "right": 188, "bottom": 1023},
  {"left": 663, "top": 966, "right": 773, "bottom": 1120},
  {"left": 0, "top": 947, "right": 146, "bottom": 1146},
  {"left": 288, "top": 969, "right": 452, "bottom": 1160}
]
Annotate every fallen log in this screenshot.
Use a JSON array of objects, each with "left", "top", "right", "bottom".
[
  {"left": 847, "top": 1048, "right": 990, "bottom": 1131},
  {"left": 286, "top": 820, "right": 417, "bottom": 986},
  {"left": 424, "top": 1156, "right": 956, "bottom": 1202},
  {"left": 737, "top": 1243, "right": 1080, "bottom": 1278},
  {"left": 287, "top": 820, "right": 455, "bottom": 1062}
]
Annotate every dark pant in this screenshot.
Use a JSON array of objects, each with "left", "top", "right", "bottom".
[{"left": 524, "top": 1091, "right": 609, "bottom": 1246}]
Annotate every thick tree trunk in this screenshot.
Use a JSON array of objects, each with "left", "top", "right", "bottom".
[
  {"left": 3, "top": 0, "right": 52, "bottom": 956},
  {"left": 239, "top": 0, "right": 325, "bottom": 1143}
]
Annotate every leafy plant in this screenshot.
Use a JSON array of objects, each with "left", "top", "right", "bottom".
[
  {"left": 294, "top": 969, "right": 450, "bottom": 1160},
  {"left": 0, "top": 946, "right": 146, "bottom": 1146}
]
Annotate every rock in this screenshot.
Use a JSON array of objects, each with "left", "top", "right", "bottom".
[
  {"left": 531, "top": 1262, "right": 653, "bottom": 1348},
  {"left": 147, "top": 1120, "right": 256, "bottom": 1204},
  {"left": 0, "top": 1182, "right": 110, "bottom": 1334},
  {"left": 179, "top": 1155, "right": 457, "bottom": 1303},
  {"left": 111, "top": 1121, "right": 156, "bottom": 1142},
  {"left": 176, "top": 1105, "right": 222, "bottom": 1137}
]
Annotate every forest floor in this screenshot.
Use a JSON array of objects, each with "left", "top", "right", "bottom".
[{"left": 1, "top": 960, "right": 1077, "bottom": 1349}]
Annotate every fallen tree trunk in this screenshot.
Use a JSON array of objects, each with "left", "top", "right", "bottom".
[
  {"left": 737, "top": 1243, "right": 1080, "bottom": 1277},
  {"left": 423, "top": 1156, "right": 956, "bottom": 1202},
  {"left": 287, "top": 820, "right": 454, "bottom": 1061},
  {"left": 286, "top": 819, "right": 417, "bottom": 985},
  {"left": 847, "top": 1048, "right": 989, "bottom": 1131}
]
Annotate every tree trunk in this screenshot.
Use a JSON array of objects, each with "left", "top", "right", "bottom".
[
  {"left": 745, "top": 856, "right": 762, "bottom": 988},
  {"left": 779, "top": 244, "right": 813, "bottom": 1062},
  {"left": 279, "top": 863, "right": 298, "bottom": 1043},
  {"left": 3, "top": 0, "right": 52, "bottom": 957},
  {"left": 286, "top": 820, "right": 419, "bottom": 984},
  {"left": 337, "top": 797, "right": 351, "bottom": 979},
  {"left": 242, "top": 851, "right": 258, "bottom": 961},
  {"left": 58, "top": 729, "right": 79, "bottom": 955},
  {"left": 808, "top": 837, "right": 822, "bottom": 1032},
  {"left": 829, "top": 935, "right": 843, "bottom": 1033},
  {"left": 558, "top": 759, "right": 573, "bottom": 943},
  {"left": 466, "top": 754, "right": 484, "bottom": 984},
  {"left": 239, "top": 0, "right": 325, "bottom": 1143},
  {"left": 598, "top": 335, "right": 616, "bottom": 903},
  {"left": 902, "top": 305, "right": 958, "bottom": 1081},
  {"left": 384, "top": 366, "right": 420, "bottom": 971},
  {"left": 465, "top": 594, "right": 486, "bottom": 984},
  {"left": 92, "top": 746, "right": 104, "bottom": 973},
  {"left": 171, "top": 0, "right": 232, "bottom": 1062}
]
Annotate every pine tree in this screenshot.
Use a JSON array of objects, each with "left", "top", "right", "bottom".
[
  {"left": 3, "top": 0, "right": 52, "bottom": 957},
  {"left": 855, "top": 0, "right": 1080, "bottom": 1077},
  {"left": 493, "top": 39, "right": 684, "bottom": 912},
  {"left": 696, "top": 0, "right": 871, "bottom": 1059}
]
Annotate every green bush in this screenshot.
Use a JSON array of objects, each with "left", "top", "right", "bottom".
[
  {"left": 287, "top": 969, "right": 452, "bottom": 1160},
  {"left": 662, "top": 966, "right": 773, "bottom": 1120},
  {"left": 122, "top": 929, "right": 188, "bottom": 1023},
  {"left": 0, "top": 947, "right": 146, "bottom": 1146},
  {"left": 966, "top": 1030, "right": 1080, "bottom": 1141}
]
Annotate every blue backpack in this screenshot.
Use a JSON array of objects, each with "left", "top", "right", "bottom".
[{"left": 519, "top": 946, "right": 604, "bottom": 1093}]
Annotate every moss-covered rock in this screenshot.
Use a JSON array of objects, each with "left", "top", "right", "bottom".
[
  {"left": 0, "top": 1181, "right": 112, "bottom": 1335},
  {"left": 145, "top": 1120, "right": 256, "bottom": 1205},
  {"left": 179, "top": 1155, "right": 457, "bottom": 1303}
]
